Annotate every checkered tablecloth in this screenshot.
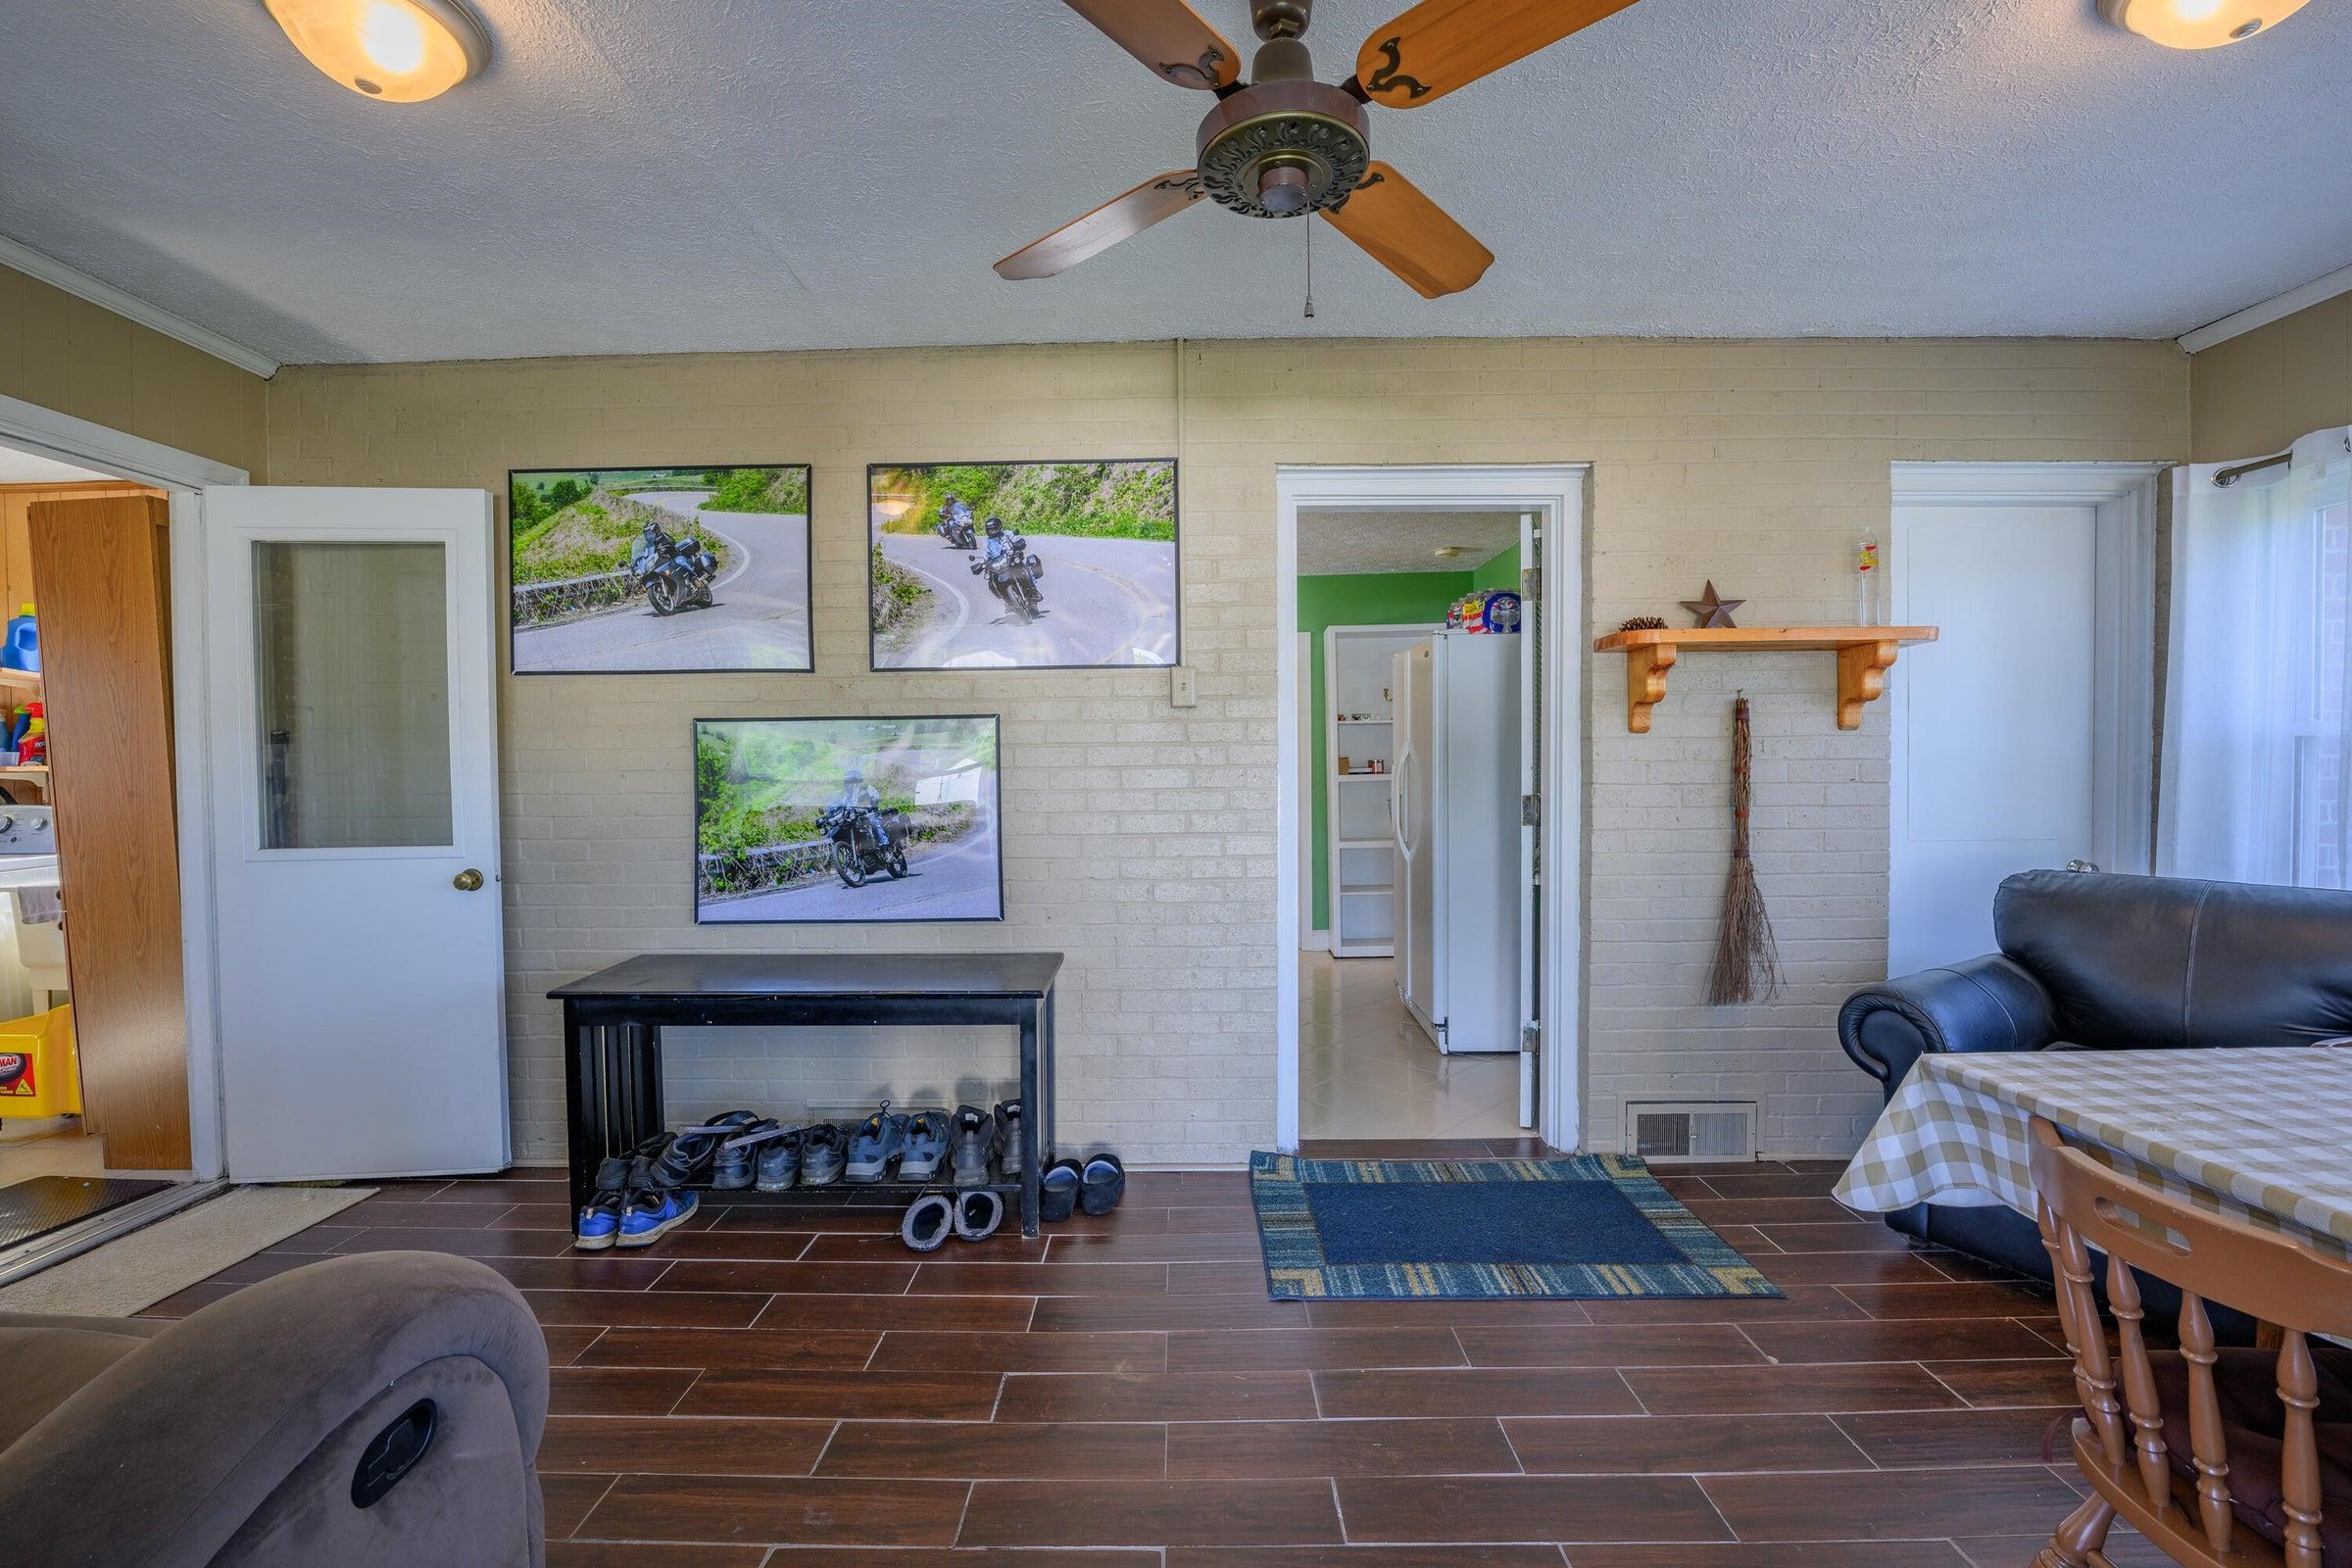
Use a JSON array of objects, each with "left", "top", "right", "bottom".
[{"left": 1836, "top": 1047, "right": 2352, "bottom": 1258}]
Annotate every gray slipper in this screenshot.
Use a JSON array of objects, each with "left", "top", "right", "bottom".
[
  {"left": 900, "top": 1192, "right": 956, "bottom": 1252},
  {"left": 953, "top": 1189, "right": 1004, "bottom": 1242}
]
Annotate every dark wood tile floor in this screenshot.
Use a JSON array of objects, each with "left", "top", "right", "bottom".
[{"left": 140, "top": 1138, "right": 2170, "bottom": 1566}]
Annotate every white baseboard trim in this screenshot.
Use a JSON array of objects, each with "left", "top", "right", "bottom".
[{"left": 1301, "top": 929, "right": 1331, "bottom": 954}]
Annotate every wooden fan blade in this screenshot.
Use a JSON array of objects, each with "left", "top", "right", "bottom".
[
  {"left": 995, "top": 172, "right": 1207, "bottom": 280},
  {"left": 1353, "top": 0, "right": 1641, "bottom": 108},
  {"left": 1321, "top": 163, "right": 1493, "bottom": 298},
  {"left": 1060, "top": 0, "right": 1243, "bottom": 90}
]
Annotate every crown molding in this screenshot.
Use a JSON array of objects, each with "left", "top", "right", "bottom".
[
  {"left": 0, "top": 234, "right": 279, "bottom": 379},
  {"left": 2178, "top": 261, "right": 2352, "bottom": 355}
]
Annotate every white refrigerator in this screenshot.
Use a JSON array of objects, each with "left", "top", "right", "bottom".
[{"left": 1392, "top": 631, "right": 1521, "bottom": 1054}]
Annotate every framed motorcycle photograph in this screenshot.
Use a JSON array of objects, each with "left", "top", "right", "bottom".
[
  {"left": 867, "top": 460, "right": 1179, "bottom": 670},
  {"left": 693, "top": 714, "right": 1004, "bottom": 924},
  {"left": 508, "top": 463, "right": 813, "bottom": 674}
]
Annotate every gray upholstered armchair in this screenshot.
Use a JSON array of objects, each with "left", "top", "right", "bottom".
[{"left": 0, "top": 1250, "right": 549, "bottom": 1568}]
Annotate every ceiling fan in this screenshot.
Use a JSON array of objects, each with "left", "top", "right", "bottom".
[{"left": 996, "top": 0, "right": 1642, "bottom": 299}]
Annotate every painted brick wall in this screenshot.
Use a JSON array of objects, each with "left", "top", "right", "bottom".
[
  {"left": 0, "top": 261, "right": 268, "bottom": 476},
  {"left": 263, "top": 336, "right": 2187, "bottom": 1165}
]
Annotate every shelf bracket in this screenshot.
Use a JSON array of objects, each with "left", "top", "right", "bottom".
[
  {"left": 1625, "top": 641, "right": 1677, "bottom": 735},
  {"left": 1835, "top": 639, "right": 1902, "bottom": 731}
]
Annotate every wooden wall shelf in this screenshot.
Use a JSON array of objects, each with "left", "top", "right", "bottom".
[{"left": 1592, "top": 626, "right": 1938, "bottom": 733}]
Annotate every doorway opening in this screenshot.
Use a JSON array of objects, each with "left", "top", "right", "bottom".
[
  {"left": 1275, "top": 466, "right": 1585, "bottom": 1152},
  {"left": 0, "top": 433, "right": 215, "bottom": 1269}
]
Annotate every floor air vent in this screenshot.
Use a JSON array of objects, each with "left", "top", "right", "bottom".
[{"left": 1626, "top": 1102, "right": 1757, "bottom": 1164}]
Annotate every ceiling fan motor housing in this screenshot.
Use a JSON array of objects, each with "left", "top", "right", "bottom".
[{"left": 1194, "top": 78, "right": 1369, "bottom": 220}]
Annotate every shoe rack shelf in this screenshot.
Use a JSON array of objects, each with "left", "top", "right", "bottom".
[
  {"left": 687, "top": 1177, "right": 1024, "bottom": 1201},
  {"left": 1592, "top": 626, "right": 1938, "bottom": 733},
  {"left": 551, "top": 951, "right": 1062, "bottom": 1236}
]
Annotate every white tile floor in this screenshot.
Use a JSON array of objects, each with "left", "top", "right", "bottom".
[
  {"left": 0, "top": 1118, "right": 105, "bottom": 1184},
  {"left": 1299, "top": 951, "right": 1525, "bottom": 1140}
]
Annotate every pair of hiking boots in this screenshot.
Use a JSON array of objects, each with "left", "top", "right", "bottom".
[{"left": 840, "top": 1100, "right": 1028, "bottom": 1187}]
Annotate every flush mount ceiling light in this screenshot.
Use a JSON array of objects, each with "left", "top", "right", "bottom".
[
  {"left": 2098, "top": 0, "right": 2308, "bottom": 48},
  {"left": 264, "top": 0, "right": 490, "bottom": 102}
]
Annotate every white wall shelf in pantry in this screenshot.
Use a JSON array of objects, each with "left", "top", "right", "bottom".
[{"left": 1324, "top": 621, "right": 1437, "bottom": 958}]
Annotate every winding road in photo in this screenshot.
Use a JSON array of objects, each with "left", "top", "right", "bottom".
[
  {"left": 875, "top": 531, "right": 1175, "bottom": 668},
  {"left": 514, "top": 491, "right": 810, "bottom": 671},
  {"left": 703, "top": 811, "right": 1001, "bottom": 923}
]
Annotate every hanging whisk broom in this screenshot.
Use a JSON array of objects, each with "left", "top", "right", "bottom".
[{"left": 1707, "top": 694, "right": 1784, "bottom": 1005}]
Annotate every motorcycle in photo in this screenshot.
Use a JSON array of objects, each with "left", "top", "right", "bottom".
[
  {"left": 969, "top": 524, "right": 1047, "bottom": 623},
  {"left": 631, "top": 530, "right": 717, "bottom": 616},
  {"left": 818, "top": 802, "right": 908, "bottom": 888},
  {"left": 935, "top": 499, "right": 977, "bottom": 550}
]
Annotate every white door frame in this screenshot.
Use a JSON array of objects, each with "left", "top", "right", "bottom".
[
  {"left": 1888, "top": 462, "right": 2162, "bottom": 907},
  {"left": 0, "top": 390, "right": 249, "bottom": 1180},
  {"left": 1276, "top": 464, "right": 1586, "bottom": 1152}
]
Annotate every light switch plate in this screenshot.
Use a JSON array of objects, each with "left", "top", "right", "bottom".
[{"left": 1169, "top": 665, "right": 1197, "bottom": 708}]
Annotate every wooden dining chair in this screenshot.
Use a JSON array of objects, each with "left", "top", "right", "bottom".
[{"left": 2027, "top": 1117, "right": 2352, "bottom": 1568}]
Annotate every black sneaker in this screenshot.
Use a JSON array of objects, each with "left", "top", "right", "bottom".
[
  {"left": 800, "top": 1122, "right": 849, "bottom": 1187},
  {"left": 750, "top": 1125, "right": 805, "bottom": 1193},
  {"left": 712, "top": 1118, "right": 778, "bottom": 1190},
  {"left": 949, "top": 1105, "right": 995, "bottom": 1188},
  {"left": 574, "top": 1153, "right": 633, "bottom": 1250},
  {"left": 993, "top": 1099, "right": 1027, "bottom": 1180}
]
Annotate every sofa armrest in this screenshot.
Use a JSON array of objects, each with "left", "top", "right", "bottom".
[
  {"left": 1839, "top": 955, "right": 2059, "bottom": 1098},
  {"left": 0, "top": 1250, "right": 548, "bottom": 1568}
]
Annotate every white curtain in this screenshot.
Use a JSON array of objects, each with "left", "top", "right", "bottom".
[{"left": 2159, "top": 425, "right": 2352, "bottom": 887}]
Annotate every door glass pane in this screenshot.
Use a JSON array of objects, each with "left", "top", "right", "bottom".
[{"left": 253, "top": 540, "right": 453, "bottom": 850}]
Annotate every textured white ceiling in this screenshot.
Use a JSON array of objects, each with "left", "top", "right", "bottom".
[
  {"left": 0, "top": 446, "right": 114, "bottom": 485},
  {"left": 3, "top": 0, "right": 2349, "bottom": 365},
  {"left": 1299, "top": 510, "right": 1521, "bottom": 575}
]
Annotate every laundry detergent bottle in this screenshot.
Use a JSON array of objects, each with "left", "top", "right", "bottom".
[{"left": 1, "top": 605, "right": 36, "bottom": 672}]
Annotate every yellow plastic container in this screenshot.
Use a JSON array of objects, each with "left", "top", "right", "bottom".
[{"left": 0, "top": 1003, "right": 77, "bottom": 1117}]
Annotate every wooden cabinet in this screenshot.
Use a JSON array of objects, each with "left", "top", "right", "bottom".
[{"left": 26, "top": 492, "right": 189, "bottom": 1172}]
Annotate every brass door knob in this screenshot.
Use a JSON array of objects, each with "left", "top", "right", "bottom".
[{"left": 453, "top": 868, "right": 485, "bottom": 891}]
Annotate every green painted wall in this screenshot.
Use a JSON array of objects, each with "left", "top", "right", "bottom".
[
  {"left": 1298, "top": 570, "right": 1467, "bottom": 931},
  {"left": 1472, "top": 544, "right": 1521, "bottom": 594}
]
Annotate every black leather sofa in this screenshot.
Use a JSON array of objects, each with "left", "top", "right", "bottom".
[{"left": 1838, "top": 868, "right": 2352, "bottom": 1283}]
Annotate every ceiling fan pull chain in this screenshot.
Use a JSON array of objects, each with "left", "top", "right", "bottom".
[{"left": 1303, "top": 217, "right": 1315, "bottom": 319}]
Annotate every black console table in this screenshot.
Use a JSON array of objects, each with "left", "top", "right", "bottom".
[{"left": 549, "top": 952, "right": 1061, "bottom": 1234}]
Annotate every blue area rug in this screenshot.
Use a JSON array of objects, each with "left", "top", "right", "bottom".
[{"left": 1250, "top": 1152, "right": 1783, "bottom": 1300}]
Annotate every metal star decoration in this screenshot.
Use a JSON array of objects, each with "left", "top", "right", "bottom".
[{"left": 1680, "top": 581, "right": 1743, "bottom": 629}]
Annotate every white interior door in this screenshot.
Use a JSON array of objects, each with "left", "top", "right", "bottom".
[
  {"left": 1890, "top": 501, "right": 2100, "bottom": 974},
  {"left": 204, "top": 486, "right": 509, "bottom": 1180},
  {"left": 1517, "top": 514, "right": 1539, "bottom": 1125}
]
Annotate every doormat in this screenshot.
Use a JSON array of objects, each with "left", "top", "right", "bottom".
[
  {"left": 1250, "top": 1152, "right": 1783, "bottom": 1300},
  {"left": 0, "top": 1175, "right": 172, "bottom": 1250},
  {"left": 0, "top": 1184, "right": 373, "bottom": 1316}
]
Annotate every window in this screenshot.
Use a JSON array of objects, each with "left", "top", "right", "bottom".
[{"left": 2160, "top": 432, "right": 2352, "bottom": 889}]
